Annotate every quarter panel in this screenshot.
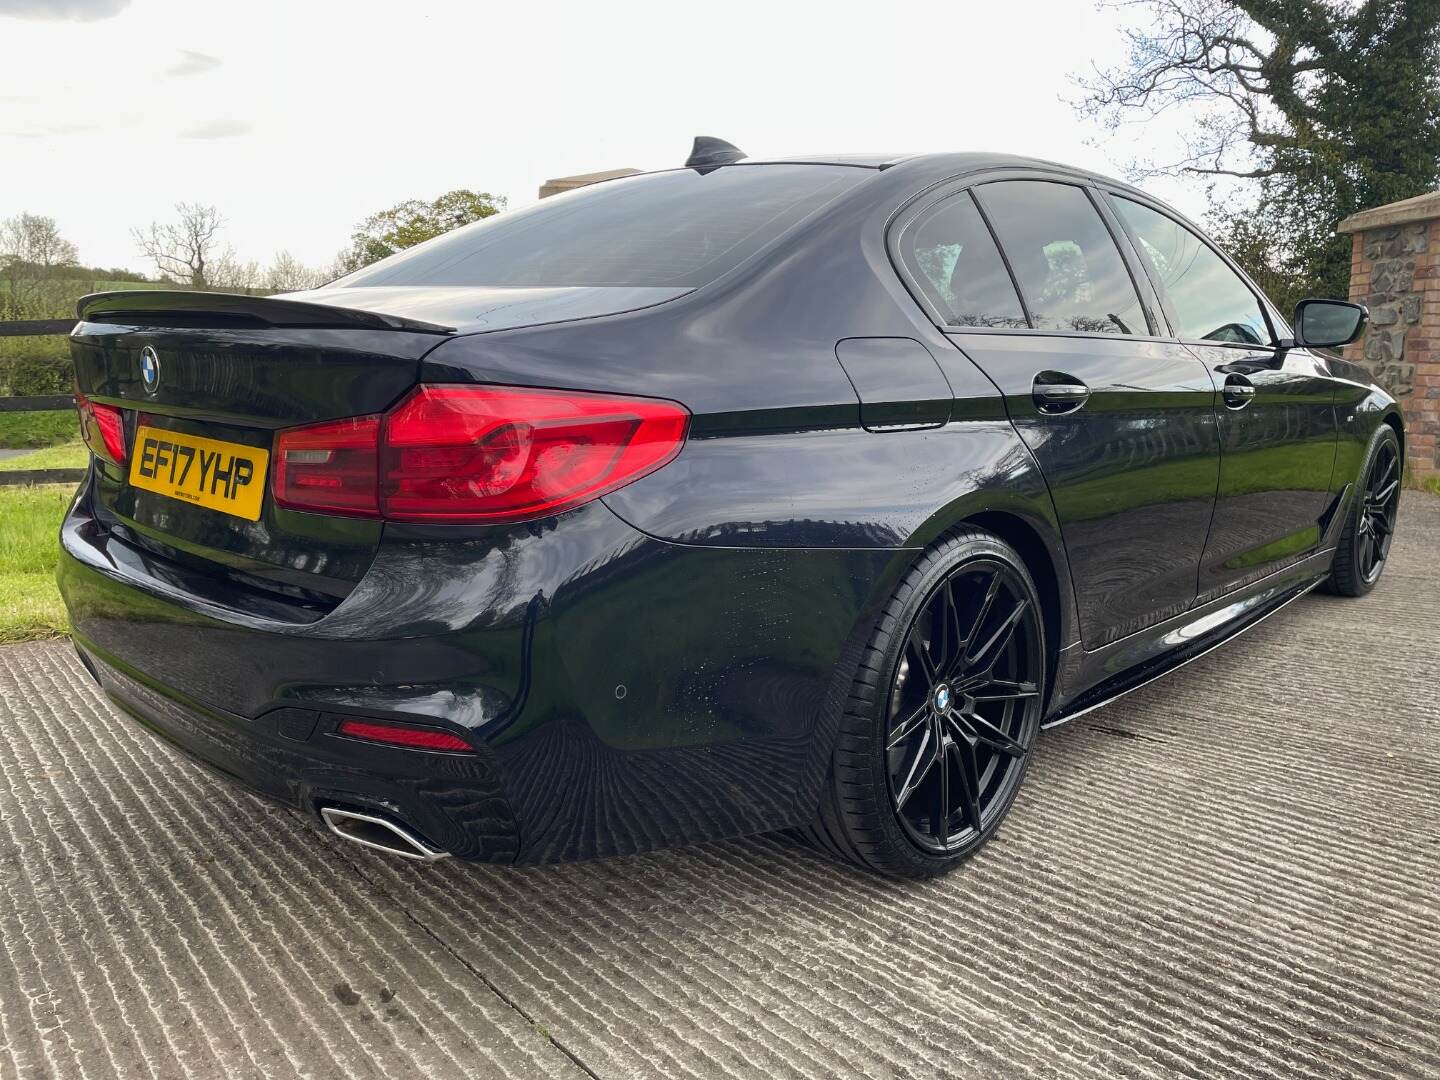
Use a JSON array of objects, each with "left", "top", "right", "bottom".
[
  {"left": 1324, "top": 353, "right": 1401, "bottom": 492},
  {"left": 604, "top": 418, "right": 1040, "bottom": 548}
]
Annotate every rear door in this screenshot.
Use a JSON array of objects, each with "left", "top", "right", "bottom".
[
  {"left": 1106, "top": 195, "right": 1340, "bottom": 599},
  {"left": 894, "top": 177, "right": 1220, "bottom": 649}
]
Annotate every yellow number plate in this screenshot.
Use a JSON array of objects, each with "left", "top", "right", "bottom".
[{"left": 129, "top": 425, "right": 269, "bottom": 522}]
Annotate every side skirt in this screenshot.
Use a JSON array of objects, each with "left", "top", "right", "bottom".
[{"left": 1043, "top": 549, "right": 1332, "bottom": 729}]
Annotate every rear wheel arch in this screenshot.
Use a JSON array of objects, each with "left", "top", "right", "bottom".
[
  {"left": 806, "top": 524, "right": 1047, "bottom": 876},
  {"left": 963, "top": 510, "right": 1066, "bottom": 712},
  {"left": 1327, "top": 421, "right": 1401, "bottom": 597},
  {"left": 1382, "top": 411, "right": 1405, "bottom": 465}
]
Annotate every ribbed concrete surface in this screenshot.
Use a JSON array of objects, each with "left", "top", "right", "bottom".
[{"left": 1, "top": 492, "right": 1436, "bottom": 1079}]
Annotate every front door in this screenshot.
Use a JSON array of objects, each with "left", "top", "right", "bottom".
[
  {"left": 1187, "top": 343, "right": 1338, "bottom": 597},
  {"left": 1105, "top": 195, "right": 1339, "bottom": 600}
]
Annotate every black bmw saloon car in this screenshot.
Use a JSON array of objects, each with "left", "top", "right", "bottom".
[{"left": 58, "top": 140, "right": 1402, "bottom": 878}]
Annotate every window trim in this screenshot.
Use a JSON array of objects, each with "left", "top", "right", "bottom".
[
  {"left": 892, "top": 189, "right": 1031, "bottom": 330},
  {"left": 967, "top": 190, "right": 1034, "bottom": 328},
  {"left": 886, "top": 168, "right": 1170, "bottom": 342},
  {"left": 1088, "top": 185, "right": 1174, "bottom": 338},
  {"left": 970, "top": 178, "right": 1159, "bottom": 338},
  {"left": 1100, "top": 188, "right": 1282, "bottom": 351}
]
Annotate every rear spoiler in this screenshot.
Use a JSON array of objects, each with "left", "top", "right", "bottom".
[{"left": 76, "top": 290, "right": 456, "bottom": 335}]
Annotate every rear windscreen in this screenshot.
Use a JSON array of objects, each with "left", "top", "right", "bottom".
[{"left": 334, "top": 165, "right": 869, "bottom": 290}]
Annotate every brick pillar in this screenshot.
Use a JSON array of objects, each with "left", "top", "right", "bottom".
[{"left": 1339, "top": 192, "right": 1440, "bottom": 479}]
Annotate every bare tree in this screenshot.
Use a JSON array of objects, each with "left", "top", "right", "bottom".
[
  {"left": 0, "top": 212, "right": 79, "bottom": 318},
  {"left": 132, "top": 202, "right": 225, "bottom": 288},
  {"left": 265, "top": 249, "right": 327, "bottom": 293},
  {"left": 321, "top": 252, "right": 352, "bottom": 284},
  {"left": 206, "top": 249, "right": 262, "bottom": 293}
]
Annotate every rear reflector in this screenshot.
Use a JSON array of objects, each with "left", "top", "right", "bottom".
[
  {"left": 271, "top": 384, "right": 689, "bottom": 525},
  {"left": 75, "top": 391, "right": 128, "bottom": 466},
  {"left": 336, "top": 719, "right": 474, "bottom": 753}
]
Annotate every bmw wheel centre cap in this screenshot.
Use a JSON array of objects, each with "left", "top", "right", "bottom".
[
  {"left": 934, "top": 684, "right": 952, "bottom": 712},
  {"left": 139, "top": 346, "right": 160, "bottom": 394}
]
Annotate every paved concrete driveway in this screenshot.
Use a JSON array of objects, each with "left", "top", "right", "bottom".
[{"left": 1, "top": 493, "right": 1436, "bottom": 1079}]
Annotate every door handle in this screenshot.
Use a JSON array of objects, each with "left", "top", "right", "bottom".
[
  {"left": 1032, "top": 374, "right": 1090, "bottom": 415},
  {"left": 1222, "top": 374, "right": 1256, "bottom": 410}
]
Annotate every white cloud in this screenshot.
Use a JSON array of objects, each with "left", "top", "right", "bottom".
[
  {"left": 166, "top": 49, "right": 220, "bottom": 77},
  {"left": 0, "top": 0, "right": 129, "bottom": 20}
]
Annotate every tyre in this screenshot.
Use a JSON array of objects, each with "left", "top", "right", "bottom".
[
  {"left": 1327, "top": 425, "right": 1402, "bottom": 598},
  {"left": 807, "top": 528, "right": 1046, "bottom": 878}
]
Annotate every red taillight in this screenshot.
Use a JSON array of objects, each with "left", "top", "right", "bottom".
[
  {"left": 336, "top": 718, "right": 473, "bottom": 753},
  {"left": 381, "top": 385, "right": 689, "bottom": 523},
  {"left": 75, "top": 391, "right": 128, "bottom": 465},
  {"left": 270, "top": 384, "right": 689, "bottom": 524},
  {"left": 273, "top": 415, "right": 381, "bottom": 517}
]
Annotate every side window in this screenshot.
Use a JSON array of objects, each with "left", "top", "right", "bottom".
[
  {"left": 1110, "top": 196, "right": 1271, "bottom": 346},
  {"left": 974, "top": 181, "right": 1148, "bottom": 336},
  {"left": 900, "top": 192, "right": 1027, "bottom": 328}
]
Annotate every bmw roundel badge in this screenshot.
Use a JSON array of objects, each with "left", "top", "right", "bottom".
[{"left": 139, "top": 346, "right": 161, "bottom": 393}]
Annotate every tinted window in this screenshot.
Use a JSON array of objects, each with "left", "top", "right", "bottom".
[
  {"left": 974, "top": 181, "right": 1148, "bottom": 336},
  {"left": 335, "top": 165, "right": 867, "bottom": 290},
  {"left": 902, "top": 193, "right": 1026, "bottom": 328},
  {"left": 1111, "top": 197, "right": 1270, "bottom": 345}
]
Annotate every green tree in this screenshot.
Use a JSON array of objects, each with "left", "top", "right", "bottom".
[
  {"left": 338, "top": 189, "right": 506, "bottom": 273},
  {"left": 1077, "top": 0, "right": 1440, "bottom": 308}
]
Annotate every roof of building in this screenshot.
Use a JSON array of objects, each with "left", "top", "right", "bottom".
[
  {"left": 542, "top": 168, "right": 644, "bottom": 186},
  {"left": 538, "top": 169, "right": 644, "bottom": 198}
]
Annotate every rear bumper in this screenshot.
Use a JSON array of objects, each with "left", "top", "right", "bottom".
[
  {"left": 57, "top": 477, "right": 904, "bottom": 863},
  {"left": 73, "top": 638, "right": 520, "bottom": 859}
]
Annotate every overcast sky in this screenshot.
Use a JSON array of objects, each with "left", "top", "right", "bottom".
[{"left": 0, "top": 0, "right": 1209, "bottom": 274}]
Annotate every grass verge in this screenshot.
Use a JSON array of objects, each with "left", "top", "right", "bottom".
[
  {"left": 0, "top": 442, "right": 88, "bottom": 472},
  {"left": 0, "top": 484, "right": 73, "bottom": 643},
  {"left": 0, "top": 410, "right": 79, "bottom": 449}
]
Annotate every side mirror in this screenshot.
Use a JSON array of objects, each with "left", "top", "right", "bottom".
[{"left": 1294, "top": 299, "right": 1367, "bottom": 349}]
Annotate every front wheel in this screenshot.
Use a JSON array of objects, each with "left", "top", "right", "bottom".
[
  {"left": 1328, "top": 425, "right": 1401, "bottom": 597},
  {"left": 807, "top": 529, "right": 1046, "bottom": 878}
]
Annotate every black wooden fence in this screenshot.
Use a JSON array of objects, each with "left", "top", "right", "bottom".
[{"left": 0, "top": 319, "right": 84, "bottom": 487}]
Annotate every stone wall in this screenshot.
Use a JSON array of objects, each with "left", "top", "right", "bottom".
[{"left": 1341, "top": 193, "right": 1440, "bottom": 479}]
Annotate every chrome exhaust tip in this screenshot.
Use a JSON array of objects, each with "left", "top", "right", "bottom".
[{"left": 319, "top": 806, "right": 451, "bottom": 863}]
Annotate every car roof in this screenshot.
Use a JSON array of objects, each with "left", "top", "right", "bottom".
[
  {"left": 737, "top": 153, "right": 912, "bottom": 168},
  {"left": 708, "top": 152, "right": 1175, "bottom": 231},
  {"left": 599, "top": 152, "right": 1143, "bottom": 204},
  {"left": 741, "top": 151, "right": 1134, "bottom": 188}
]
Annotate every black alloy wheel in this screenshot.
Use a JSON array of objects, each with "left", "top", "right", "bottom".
[
  {"left": 1329, "top": 426, "right": 1402, "bottom": 597},
  {"left": 885, "top": 559, "right": 1042, "bottom": 853},
  {"left": 807, "top": 529, "right": 1046, "bottom": 878},
  {"left": 1356, "top": 436, "right": 1401, "bottom": 584}
]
